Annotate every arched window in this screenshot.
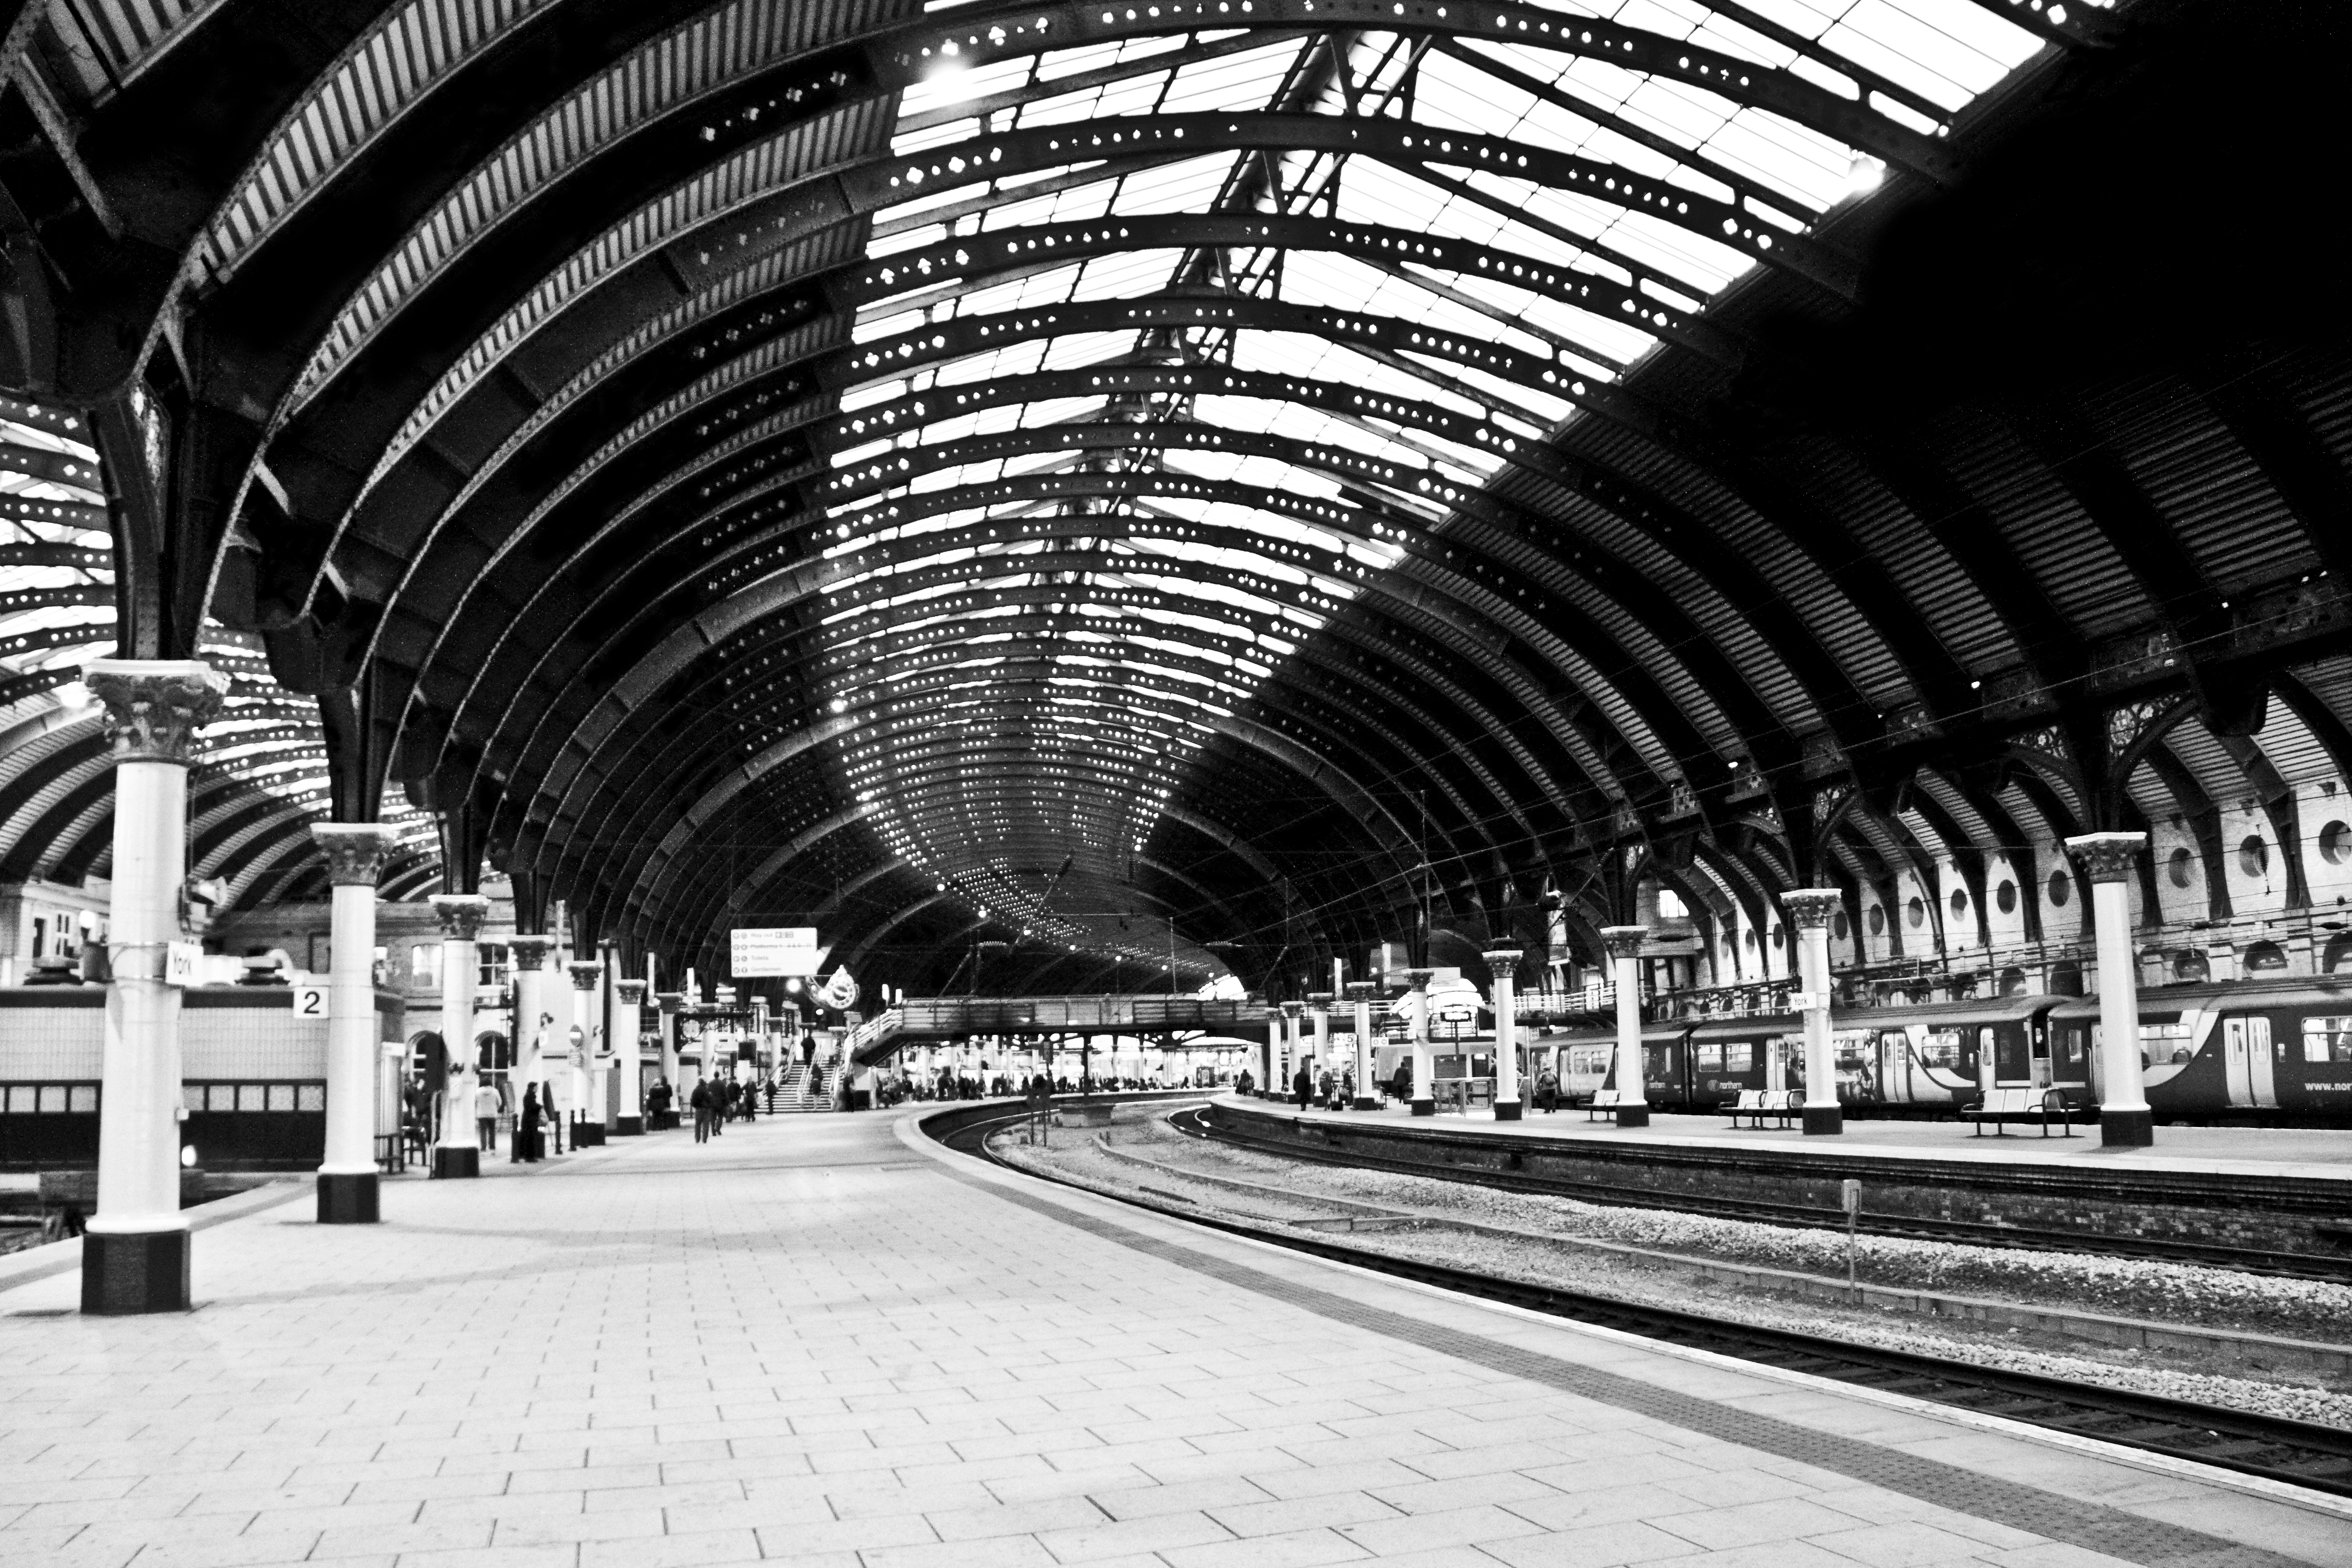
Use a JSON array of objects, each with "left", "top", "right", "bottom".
[
  {"left": 2171, "top": 950, "right": 2209, "bottom": 982},
  {"left": 2243, "top": 940, "right": 2288, "bottom": 974},
  {"left": 2324, "top": 932, "right": 2352, "bottom": 973}
]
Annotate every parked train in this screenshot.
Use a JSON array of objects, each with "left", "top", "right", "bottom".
[
  {"left": 0, "top": 984, "right": 406, "bottom": 1170},
  {"left": 1532, "top": 975, "right": 2352, "bottom": 1123}
]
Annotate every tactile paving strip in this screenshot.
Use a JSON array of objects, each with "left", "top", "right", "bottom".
[{"left": 952, "top": 1161, "right": 2324, "bottom": 1568}]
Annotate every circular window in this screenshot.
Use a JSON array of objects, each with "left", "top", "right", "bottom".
[
  {"left": 1771, "top": 924, "right": 1784, "bottom": 949},
  {"left": 1906, "top": 897, "right": 1926, "bottom": 928},
  {"left": 1743, "top": 928, "right": 1758, "bottom": 949},
  {"left": 2166, "top": 847, "right": 2195, "bottom": 888},
  {"left": 1995, "top": 879, "right": 2017, "bottom": 914},
  {"left": 1949, "top": 888, "right": 1969, "bottom": 917},
  {"left": 2239, "top": 835, "right": 2270, "bottom": 878},
  {"left": 2047, "top": 870, "right": 2072, "bottom": 907},
  {"left": 2244, "top": 939, "right": 2288, "bottom": 973},
  {"left": 1833, "top": 909, "right": 1849, "bottom": 940},
  {"left": 2321, "top": 820, "right": 2352, "bottom": 865},
  {"left": 1722, "top": 934, "right": 1736, "bottom": 954},
  {"left": 1867, "top": 904, "right": 1886, "bottom": 936}
]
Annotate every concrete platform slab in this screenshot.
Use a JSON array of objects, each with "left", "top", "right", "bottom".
[{"left": 0, "top": 1106, "right": 2338, "bottom": 1568}]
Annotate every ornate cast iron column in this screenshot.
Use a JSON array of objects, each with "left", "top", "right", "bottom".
[
  {"left": 1485, "top": 949, "right": 1523, "bottom": 1120},
  {"left": 1781, "top": 891, "right": 1845, "bottom": 1135},
  {"left": 1307, "top": 992, "right": 1333, "bottom": 1092},
  {"left": 1346, "top": 980, "right": 1379, "bottom": 1109},
  {"left": 655, "top": 992, "right": 685, "bottom": 1125},
  {"left": 312, "top": 824, "right": 397, "bottom": 1220},
  {"left": 2064, "top": 832, "right": 2155, "bottom": 1148},
  {"left": 1406, "top": 968, "right": 1436, "bottom": 1116},
  {"left": 567, "top": 961, "right": 603, "bottom": 1144},
  {"left": 428, "top": 893, "right": 490, "bottom": 1178},
  {"left": 508, "top": 935, "right": 557, "bottom": 1154},
  {"left": 80, "top": 659, "right": 225, "bottom": 1314},
  {"left": 1599, "top": 926, "right": 1651, "bottom": 1128},
  {"left": 615, "top": 978, "right": 648, "bottom": 1134},
  {"left": 1278, "top": 1000, "right": 1303, "bottom": 1098}
]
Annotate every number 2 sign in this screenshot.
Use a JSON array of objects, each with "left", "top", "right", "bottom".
[{"left": 294, "top": 983, "right": 328, "bottom": 1019}]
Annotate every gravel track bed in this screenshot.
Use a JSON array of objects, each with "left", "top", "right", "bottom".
[
  {"left": 1138, "top": 1109, "right": 2352, "bottom": 1340},
  {"left": 987, "top": 1111, "right": 2352, "bottom": 1431}
]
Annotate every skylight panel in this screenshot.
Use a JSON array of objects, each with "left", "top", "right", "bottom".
[
  {"left": 1827, "top": 0, "right": 2042, "bottom": 108},
  {"left": 1102, "top": 152, "right": 1239, "bottom": 214},
  {"left": 1696, "top": 108, "right": 1849, "bottom": 211},
  {"left": 1159, "top": 39, "right": 1303, "bottom": 111}
]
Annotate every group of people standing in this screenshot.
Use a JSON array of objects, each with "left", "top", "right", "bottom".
[
  {"left": 688, "top": 1073, "right": 772, "bottom": 1141},
  {"left": 403, "top": 1076, "right": 559, "bottom": 1163},
  {"left": 1289, "top": 1063, "right": 1360, "bottom": 1110}
]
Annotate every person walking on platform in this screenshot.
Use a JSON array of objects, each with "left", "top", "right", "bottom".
[
  {"left": 690, "top": 1079, "right": 711, "bottom": 1143},
  {"left": 1292, "top": 1063, "right": 1313, "bottom": 1110},
  {"left": 1317, "top": 1066, "right": 1337, "bottom": 1109},
  {"left": 1534, "top": 1064, "right": 1560, "bottom": 1113},
  {"left": 517, "top": 1083, "right": 543, "bottom": 1162},
  {"left": 1235, "top": 1067, "right": 1254, "bottom": 1096},
  {"left": 741, "top": 1076, "right": 757, "bottom": 1123},
  {"left": 473, "top": 1078, "right": 501, "bottom": 1153}
]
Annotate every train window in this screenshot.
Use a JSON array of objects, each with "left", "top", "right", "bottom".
[
  {"left": 2060, "top": 1026, "right": 2086, "bottom": 1065},
  {"left": 1919, "top": 1030, "right": 1962, "bottom": 1065},
  {"left": 1696, "top": 1042, "right": 1723, "bottom": 1070},
  {"left": 2301, "top": 1017, "right": 2352, "bottom": 1063},
  {"left": 1725, "top": 1042, "right": 1754, "bottom": 1073}
]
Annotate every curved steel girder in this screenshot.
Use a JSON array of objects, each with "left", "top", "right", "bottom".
[
  {"left": 515, "top": 543, "right": 1618, "bottom": 921},
  {"left": 387, "top": 299, "right": 1874, "bottom": 809},
  {"left": 629, "top": 711, "right": 1410, "bottom": 943},
  {"left": 560, "top": 593, "right": 1573, "bottom": 922},
  {"left": 868, "top": 2, "right": 1950, "bottom": 183},
  {"left": 480, "top": 492, "right": 1646, "bottom": 877},
  {"left": 838, "top": 213, "right": 1743, "bottom": 368},
  {"left": 456, "top": 474, "right": 1688, "bottom": 854},
  {"left": 240, "top": 0, "right": 1927, "bottom": 601}
]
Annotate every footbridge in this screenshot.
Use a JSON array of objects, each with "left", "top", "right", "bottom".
[{"left": 844, "top": 996, "right": 1269, "bottom": 1065}]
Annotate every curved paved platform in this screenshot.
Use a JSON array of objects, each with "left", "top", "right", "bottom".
[{"left": 0, "top": 1108, "right": 2344, "bottom": 1568}]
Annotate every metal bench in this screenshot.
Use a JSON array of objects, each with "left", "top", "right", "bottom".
[
  {"left": 1587, "top": 1088, "right": 1629, "bottom": 1122},
  {"left": 1965, "top": 1086, "right": 2085, "bottom": 1137},
  {"left": 1721, "top": 1088, "right": 1801, "bottom": 1129}
]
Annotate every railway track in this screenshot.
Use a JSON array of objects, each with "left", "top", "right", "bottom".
[
  {"left": 931, "top": 1103, "right": 2352, "bottom": 1501},
  {"left": 1169, "top": 1106, "right": 2352, "bottom": 1284}
]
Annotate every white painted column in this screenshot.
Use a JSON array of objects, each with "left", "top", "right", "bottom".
[
  {"left": 1308, "top": 992, "right": 1333, "bottom": 1094},
  {"left": 1485, "top": 948, "right": 1523, "bottom": 1121},
  {"left": 1599, "top": 926, "right": 1651, "bottom": 1128},
  {"left": 508, "top": 936, "right": 555, "bottom": 1160},
  {"left": 1406, "top": 968, "right": 1436, "bottom": 1116},
  {"left": 1278, "top": 1001, "right": 1303, "bottom": 1101},
  {"left": 2064, "top": 832, "right": 2154, "bottom": 1148},
  {"left": 1780, "top": 891, "right": 1844, "bottom": 1135},
  {"left": 1347, "top": 981, "right": 1379, "bottom": 1109},
  {"left": 429, "top": 894, "right": 490, "bottom": 1177},
  {"left": 656, "top": 993, "right": 683, "bottom": 1125},
  {"left": 616, "top": 978, "right": 647, "bottom": 1133},
  {"left": 567, "top": 961, "right": 603, "bottom": 1145},
  {"left": 81, "top": 660, "right": 225, "bottom": 1314},
  {"left": 313, "top": 824, "right": 397, "bottom": 1220},
  {"left": 1262, "top": 1009, "right": 1280, "bottom": 1098}
]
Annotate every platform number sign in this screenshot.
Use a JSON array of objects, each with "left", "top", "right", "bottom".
[{"left": 294, "top": 982, "right": 329, "bottom": 1019}]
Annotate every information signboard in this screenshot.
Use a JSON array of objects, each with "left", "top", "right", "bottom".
[{"left": 730, "top": 927, "right": 822, "bottom": 977}]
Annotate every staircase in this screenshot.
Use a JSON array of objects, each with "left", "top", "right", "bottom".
[{"left": 764, "top": 1063, "right": 834, "bottom": 1114}]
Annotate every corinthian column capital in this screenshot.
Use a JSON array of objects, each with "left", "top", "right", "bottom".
[
  {"left": 567, "top": 960, "right": 603, "bottom": 993},
  {"left": 1598, "top": 925, "right": 1648, "bottom": 963},
  {"left": 427, "top": 893, "right": 490, "bottom": 941},
  {"left": 311, "top": 824, "right": 398, "bottom": 887},
  {"left": 1779, "top": 889, "right": 1843, "bottom": 931},
  {"left": 2063, "top": 832, "right": 2148, "bottom": 885},
  {"left": 508, "top": 935, "right": 558, "bottom": 966},
  {"left": 83, "top": 659, "right": 227, "bottom": 764}
]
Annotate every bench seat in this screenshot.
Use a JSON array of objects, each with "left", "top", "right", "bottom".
[{"left": 1964, "top": 1087, "right": 2087, "bottom": 1137}]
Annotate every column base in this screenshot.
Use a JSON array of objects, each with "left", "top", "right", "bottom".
[
  {"left": 1494, "top": 1100, "right": 1524, "bottom": 1122},
  {"left": 615, "top": 1116, "right": 645, "bottom": 1137},
  {"left": 1410, "top": 1098, "right": 1436, "bottom": 1117},
  {"left": 573, "top": 1123, "right": 606, "bottom": 1147},
  {"left": 2099, "top": 1108, "right": 2155, "bottom": 1148},
  {"left": 431, "top": 1147, "right": 480, "bottom": 1180},
  {"left": 649, "top": 1111, "right": 679, "bottom": 1131},
  {"left": 81, "top": 1229, "right": 190, "bottom": 1315},
  {"left": 1351, "top": 1096, "right": 1381, "bottom": 1111},
  {"left": 316, "top": 1171, "right": 378, "bottom": 1224},
  {"left": 1614, "top": 1104, "right": 1651, "bottom": 1128},
  {"left": 1803, "top": 1105, "right": 1844, "bottom": 1136}
]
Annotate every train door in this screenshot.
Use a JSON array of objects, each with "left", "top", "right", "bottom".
[
  {"left": 1977, "top": 1027, "right": 1998, "bottom": 1096},
  {"left": 1877, "top": 1031, "right": 1908, "bottom": 1102},
  {"left": 1765, "top": 1035, "right": 1787, "bottom": 1093},
  {"left": 2221, "top": 1015, "right": 2278, "bottom": 1107},
  {"left": 2028, "top": 1022, "right": 2052, "bottom": 1089}
]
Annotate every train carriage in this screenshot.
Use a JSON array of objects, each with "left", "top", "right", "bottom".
[{"left": 2050, "top": 975, "right": 2352, "bottom": 1121}]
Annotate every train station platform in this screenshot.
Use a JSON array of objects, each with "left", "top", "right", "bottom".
[
  {"left": 2, "top": 1108, "right": 2347, "bottom": 1568},
  {"left": 1225, "top": 1097, "right": 2352, "bottom": 1181},
  {"left": 1208, "top": 1098, "right": 2352, "bottom": 1264}
]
